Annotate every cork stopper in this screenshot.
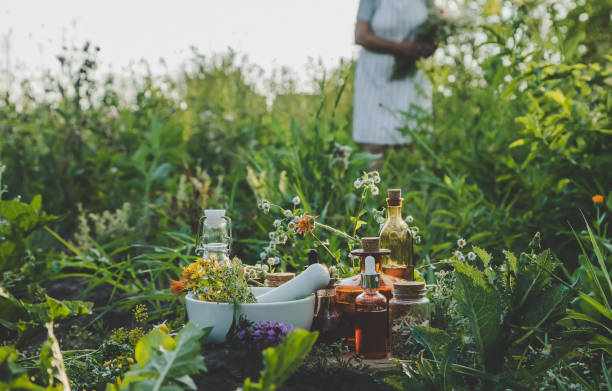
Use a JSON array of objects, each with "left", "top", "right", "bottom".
[
  {"left": 362, "top": 237, "right": 380, "bottom": 253},
  {"left": 393, "top": 281, "right": 426, "bottom": 298},
  {"left": 351, "top": 236, "right": 391, "bottom": 257},
  {"left": 387, "top": 189, "right": 402, "bottom": 206}
]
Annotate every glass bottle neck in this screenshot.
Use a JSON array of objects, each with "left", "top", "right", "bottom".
[
  {"left": 364, "top": 287, "right": 379, "bottom": 295},
  {"left": 387, "top": 205, "right": 402, "bottom": 219}
]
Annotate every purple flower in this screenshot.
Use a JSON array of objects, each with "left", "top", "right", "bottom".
[{"left": 236, "top": 320, "right": 293, "bottom": 350}]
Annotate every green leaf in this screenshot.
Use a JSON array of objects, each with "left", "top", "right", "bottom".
[
  {"left": 412, "top": 326, "right": 454, "bottom": 363},
  {"left": 503, "top": 250, "right": 517, "bottom": 274},
  {"left": 115, "top": 323, "right": 209, "bottom": 390},
  {"left": 508, "top": 138, "right": 526, "bottom": 148},
  {"left": 472, "top": 246, "right": 492, "bottom": 267},
  {"left": 243, "top": 329, "right": 318, "bottom": 391},
  {"left": 44, "top": 296, "right": 93, "bottom": 322},
  {"left": 453, "top": 260, "right": 502, "bottom": 370},
  {"left": 577, "top": 293, "right": 612, "bottom": 321}
]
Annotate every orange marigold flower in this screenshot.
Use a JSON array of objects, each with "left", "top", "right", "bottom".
[
  {"left": 170, "top": 279, "right": 186, "bottom": 295},
  {"left": 592, "top": 194, "right": 604, "bottom": 204},
  {"left": 294, "top": 214, "right": 315, "bottom": 236}
]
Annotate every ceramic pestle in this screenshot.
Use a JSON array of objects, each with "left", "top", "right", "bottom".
[{"left": 256, "top": 263, "right": 330, "bottom": 303}]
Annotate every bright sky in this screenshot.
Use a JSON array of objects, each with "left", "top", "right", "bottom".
[{"left": 0, "top": 0, "right": 361, "bottom": 82}]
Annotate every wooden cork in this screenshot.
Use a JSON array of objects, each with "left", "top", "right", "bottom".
[
  {"left": 361, "top": 237, "right": 380, "bottom": 253},
  {"left": 387, "top": 189, "right": 402, "bottom": 206}
]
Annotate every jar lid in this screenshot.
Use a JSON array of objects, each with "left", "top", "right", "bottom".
[{"left": 393, "top": 281, "right": 426, "bottom": 298}]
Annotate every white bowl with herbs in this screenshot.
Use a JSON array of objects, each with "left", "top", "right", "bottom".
[{"left": 172, "top": 257, "right": 318, "bottom": 343}]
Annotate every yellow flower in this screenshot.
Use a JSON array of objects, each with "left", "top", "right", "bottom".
[{"left": 592, "top": 194, "right": 604, "bottom": 204}]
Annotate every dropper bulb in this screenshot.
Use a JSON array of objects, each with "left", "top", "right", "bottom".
[{"left": 364, "top": 256, "right": 376, "bottom": 275}]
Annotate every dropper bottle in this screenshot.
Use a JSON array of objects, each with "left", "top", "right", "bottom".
[{"left": 354, "top": 255, "right": 389, "bottom": 359}]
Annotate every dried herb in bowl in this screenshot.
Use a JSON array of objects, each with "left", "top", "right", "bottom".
[{"left": 172, "top": 257, "right": 256, "bottom": 304}]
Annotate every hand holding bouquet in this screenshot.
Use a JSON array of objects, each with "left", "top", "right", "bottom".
[{"left": 391, "top": 1, "right": 459, "bottom": 80}]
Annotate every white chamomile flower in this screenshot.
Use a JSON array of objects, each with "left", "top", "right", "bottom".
[
  {"left": 457, "top": 238, "right": 467, "bottom": 248},
  {"left": 467, "top": 252, "right": 477, "bottom": 261},
  {"left": 292, "top": 196, "right": 301, "bottom": 206},
  {"left": 372, "top": 172, "right": 381, "bottom": 183},
  {"left": 578, "top": 12, "right": 588, "bottom": 22},
  {"left": 260, "top": 200, "right": 270, "bottom": 213},
  {"left": 283, "top": 209, "right": 293, "bottom": 218},
  {"left": 267, "top": 256, "right": 281, "bottom": 266},
  {"left": 354, "top": 178, "right": 363, "bottom": 189},
  {"left": 273, "top": 219, "right": 282, "bottom": 228},
  {"left": 415, "top": 235, "right": 421, "bottom": 244},
  {"left": 260, "top": 251, "right": 267, "bottom": 260},
  {"left": 406, "top": 215, "right": 414, "bottom": 223},
  {"left": 371, "top": 186, "right": 380, "bottom": 196},
  {"left": 454, "top": 250, "right": 465, "bottom": 261}
]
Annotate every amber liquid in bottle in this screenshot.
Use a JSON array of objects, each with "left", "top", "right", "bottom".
[
  {"left": 354, "top": 287, "right": 389, "bottom": 359},
  {"left": 380, "top": 193, "right": 414, "bottom": 280}
]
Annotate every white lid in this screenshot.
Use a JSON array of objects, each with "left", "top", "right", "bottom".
[
  {"left": 204, "top": 209, "right": 225, "bottom": 218},
  {"left": 364, "top": 255, "right": 376, "bottom": 275}
]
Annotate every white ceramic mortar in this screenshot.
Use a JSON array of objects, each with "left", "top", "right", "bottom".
[{"left": 185, "top": 287, "right": 315, "bottom": 343}]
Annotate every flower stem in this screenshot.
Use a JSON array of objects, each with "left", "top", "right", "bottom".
[
  {"left": 314, "top": 222, "right": 359, "bottom": 242},
  {"left": 311, "top": 232, "right": 339, "bottom": 264}
]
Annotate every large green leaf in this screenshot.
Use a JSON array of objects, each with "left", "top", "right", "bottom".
[
  {"left": 110, "top": 322, "right": 209, "bottom": 391},
  {"left": 242, "top": 329, "right": 318, "bottom": 391},
  {"left": 453, "top": 260, "right": 502, "bottom": 371}
]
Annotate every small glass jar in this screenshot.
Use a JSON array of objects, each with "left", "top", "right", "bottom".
[
  {"left": 312, "top": 279, "right": 341, "bottom": 342},
  {"left": 196, "top": 209, "right": 232, "bottom": 255},
  {"left": 200, "top": 243, "right": 230, "bottom": 265},
  {"left": 389, "top": 281, "right": 430, "bottom": 357}
]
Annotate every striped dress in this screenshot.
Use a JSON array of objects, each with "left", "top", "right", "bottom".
[{"left": 353, "top": 0, "right": 432, "bottom": 145}]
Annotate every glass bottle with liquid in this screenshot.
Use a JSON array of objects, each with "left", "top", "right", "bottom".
[
  {"left": 335, "top": 237, "right": 399, "bottom": 341},
  {"left": 379, "top": 189, "right": 414, "bottom": 280},
  {"left": 354, "top": 255, "right": 389, "bottom": 359}
]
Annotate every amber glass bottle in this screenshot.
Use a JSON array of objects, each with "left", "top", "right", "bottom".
[
  {"left": 354, "top": 256, "right": 389, "bottom": 359},
  {"left": 380, "top": 189, "right": 414, "bottom": 280}
]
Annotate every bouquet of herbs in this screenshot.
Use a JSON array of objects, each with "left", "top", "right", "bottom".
[
  {"left": 171, "top": 257, "right": 256, "bottom": 303},
  {"left": 391, "top": 0, "right": 458, "bottom": 80}
]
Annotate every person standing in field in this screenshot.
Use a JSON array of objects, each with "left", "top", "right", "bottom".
[{"left": 353, "top": 0, "right": 436, "bottom": 159}]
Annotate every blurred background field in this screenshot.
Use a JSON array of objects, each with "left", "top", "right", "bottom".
[{"left": 0, "top": 0, "right": 610, "bottom": 389}]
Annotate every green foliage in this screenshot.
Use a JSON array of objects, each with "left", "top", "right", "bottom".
[
  {"left": 109, "top": 322, "right": 210, "bottom": 390},
  {"left": 0, "top": 345, "right": 54, "bottom": 390},
  {"left": 0, "top": 194, "right": 55, "bottom": 274},
  {"left": 400, "top": 240, "right": 588, "bottom": 390},
  {"left": 452, "top": 260, "right": 502, "bottom": 371},
  {"left": 242, "top": 329, "right": 318, "bottom": 391},
  {"left": 564, "top": 219, "right": 612, "bottom": 355}
]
